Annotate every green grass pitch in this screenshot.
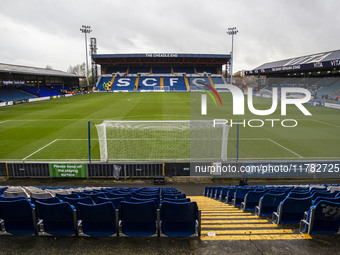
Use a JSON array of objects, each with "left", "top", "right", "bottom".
[{"left": 0, "top": 92, "right": 339, "bottom": 162}]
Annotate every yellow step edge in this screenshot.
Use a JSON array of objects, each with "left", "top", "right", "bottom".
[
  {"left": 203, "top": 216, "right": 259, "bottom": 219},
  {"left": 201, "top": 224, "right": 278, "bottom": 228},
  {"left": 202, "top": 219, "right": 269, "bottom": 224},
  {"left": 201, "top": 234, "right": 312, "bottom": 241},
  {"left": 201, "top": 229, "right": 294, "bottom": 235}
]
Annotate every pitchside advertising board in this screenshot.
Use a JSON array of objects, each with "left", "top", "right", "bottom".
[
  {"left": 49, "top": 163, "right": 87, "bottom": 178},
  {"left": 2, "top": 80, "right": 26, "bottom": 86}
]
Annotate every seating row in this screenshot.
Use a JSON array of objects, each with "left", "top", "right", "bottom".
[{"left": 0, "top": 186, "right": 201, "bottom": 237}]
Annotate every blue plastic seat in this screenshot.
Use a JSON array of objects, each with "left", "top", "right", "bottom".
[
  {"left": 255, "top": 193, "right": 286, "bottom": 217},
  {"left": 119, "top": 201, "right": 157, "bottom": 237},
  {"left": 77, "top": 202, "right": 117, "bottom": 236},
  {"left": 96, "top": 197, "right": 125, "bottom": 209},
  {"left": 312, "top": 196, "right": 340, "bottom": 205},
  {"left": 31, "top": 196, "right": 60, "bottom": 205},
  {"left": 0, "top": 200, "right": 37, "bottom": 235},
  {"left": 63, "top": 197, "right": 94, "bottom": 209},
  {"left": 134, "top": 193, "right": 159, "bottom": 202},
  {"left": 162, "top": 198, "right": 191, "bottom": 203},
  {"left": 225, "top": 189, "right": 236, "bottom": 204},
  {"left": 311, "top": 192, "right": 336, "bottom": 200},
  {"left": 36, "top": 201, "right": 76, "bottom": 236},
  {"left": 219, "top": 188, "right": 231, "bottom": 202},
  {"left": 160, "top": 201, "right": 200, "bottom": 237},
  {"left": 108, "top": 193, "right": 132, "bottom": 201},
  {"left": 233, "top": 189, "right": 250, "bottom": 207},
  {"left": 241, "top": 191, "right": 266, "bottom": 212},
  {"left": 0, "top": 196, "right": 28, "bottom": 202},
  {"left": 85, "top": 193, "right": 107, "bottom": 203},
  {"left": 163, "top": 193, "right": 186, "bottom": 200},
  {"left": 272, "top": 197, "right": 312, "bottom": 224},
  {"left": 55, "top": 193, "right": 79, "bottom": 200},
  {"left": 287, "top": 191, "right": 311, "bottom": 198},
  {"left": 300, "top": 200, "right": 340, "bottom": 234}
]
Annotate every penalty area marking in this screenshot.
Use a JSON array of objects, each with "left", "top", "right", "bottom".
[
  {"left": 22, "top": 139, "right": 58, "bottom": 161},
  {"left": 267, "top": 139, "right": 303, "bottom": 158}
]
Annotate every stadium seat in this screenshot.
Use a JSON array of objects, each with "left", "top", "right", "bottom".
[
  {"left": 31, "top": 196, "right": 61, "bottom": 205},
  {"left": 30, "top": 192, "right": 53, "bottom": 199},
  {"left": 130, "top": 197, "right": 159, "bottom": 208},
  {"left": 36, "top": 201, "right": 77, "bottom": 236},
  {"left": 163, "top": 193, "right": 186, "bottom": 200},
  {"left": 255, "top": 193, "right": 286, "bottom": 217},
  {"left": 0, "top": 200, "right": 37, "bottom": 235},
  {"left": 162, "top": 198, "right": 191, "bottom": 203},
  {"left": 83, "top": 193, "right": 107, "bottom": 203},
  {"left": 108, "top": 193, "right": 132, "bottom": 201},
  {"left": 119, "top": 201, "right": 157, "bottom": 237},
  {"left": 287, "top": 191, "right": 312, "bottom": 198},
  {"left": 225, "top": 188, "right": 237, "bottom": 204},
  {"left": 77, "top": 202, "right": 117, "bottom": 236},
  {"left": 312, "top": 196, "right": 340, "bottom": 205},
  {"left": 311, "top": 192, "right": 335, "bottom": 200},
  {"left": 134, "top": 193, "right": 160, "bottom": 202},
  {"left": 96, "top": 197, "right": 125, "bottom": 209},
  {"left": 160, "top": 201, "right": 200, "bottom": 237},
  {"left": 0, "top": 196, "right": 28, "bottom": 202},
  {"left": 241, "top": 191, "right": 267, "bottom": 212},
  {"left": 233, "top": 189, "right": 250, "bottom": 207},
  {"left": 55, "top": 193, "right": 79, "bottom": 200},
  {"left": 4, "top": 190, "right": 29, "bottom": 198},
  {"left": 219, "top": 187, "right": 231, "bottom": 202},
  {"left": 272, "top": 197, "right": 312, "bottom": 224},
  {"left": 63, "top": 197, "right": 94, "bottom": 209},
  {"left": 300, "top": 200, "right": 340, "bottom": 234}
]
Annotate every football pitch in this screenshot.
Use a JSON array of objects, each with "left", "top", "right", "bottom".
[{"left": 0, "top": 92, "right": 339, "bottom": 162}]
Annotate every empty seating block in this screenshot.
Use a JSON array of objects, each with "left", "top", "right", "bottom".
[
  {"left": 78, "top": 202, "right": 117, "bottom": 236},
  {"left": 272, "top": 197, "right": 312, "bottom": 224},
  {"left": 36, "top": 202, "right": 76, "bottom": 236},
  {"left": 300, "top": 200, "right": 340, "bottom": 234},
  {"left": 0, "top": 200, "right": 37, "bottom": 235},
  {"left": 119, "top": 201, "right": 157, "bottom": 236},
  {"left": 160, "top": 201, "right": 200, "bottom": 237}
]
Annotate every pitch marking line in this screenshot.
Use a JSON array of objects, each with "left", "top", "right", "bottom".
[
  {"left": 0, "top": 120, "right": 10, "bottom": 124},
  {"left": 310, "top": 119, "right": 340, "bottom": 128},
  {"left": 22, "top": 139, "right": 58, "bottom": 161},
  {"left": 267, "top": 139, "right": 303, "bottom": 158}
]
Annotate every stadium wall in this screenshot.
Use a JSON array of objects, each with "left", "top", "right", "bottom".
[{"left": 2, "top": 161, "right": 339, "bottom": 179}]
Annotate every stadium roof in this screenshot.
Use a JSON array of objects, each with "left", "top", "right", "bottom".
[
  {"left": 92, "top": 53, "right": 230, "bottom": 65},
  {"left": 0, "top": 63, "right": 81, "bottom": 78},
  {"left": 245, "top": 49, "right": 340, "bottom": 75}
]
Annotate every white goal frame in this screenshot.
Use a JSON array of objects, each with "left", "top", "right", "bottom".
[{"left": 95, "top": 120, "right": 229, "bottom": 162}]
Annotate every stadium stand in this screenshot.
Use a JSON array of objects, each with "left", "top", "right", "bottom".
[
  {"left": 0, "top": 87, "right": 36, "bottom": 102},
  {"left": 93, "top": 54, "right": 229, "bottom": 92},
  {"left": 19, "top": 86, "right": 63, "bottom": 97}
]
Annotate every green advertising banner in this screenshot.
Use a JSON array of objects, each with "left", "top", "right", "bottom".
[{"left": 49, "top": 163, "right": 87, "bottom": 178}]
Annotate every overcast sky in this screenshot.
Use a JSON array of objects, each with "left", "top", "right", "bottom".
[{"left": 1, "top": 0, "right": 340, "bottom": 73}]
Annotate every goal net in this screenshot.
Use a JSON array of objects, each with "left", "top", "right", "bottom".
[
  {"left": 153, "top": 86, "right": 170, "bottom": 92},
  {"left": 95, "top": 120, "right": 229, "bottom": 162}
]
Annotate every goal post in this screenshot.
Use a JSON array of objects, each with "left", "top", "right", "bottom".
[
  {"left": 153, "top": 86, "right": 170, "bottom": 92},
  {"left": 95, "top": 120, "right": 230, "bottom": 162}
]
